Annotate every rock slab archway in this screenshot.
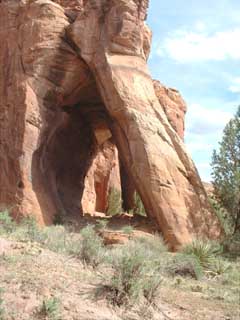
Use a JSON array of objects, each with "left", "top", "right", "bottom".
[{"left": 0, "top": 0, "right": 221, "bottom": 249}]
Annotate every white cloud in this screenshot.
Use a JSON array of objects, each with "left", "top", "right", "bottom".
[
  {"left": 186, "top": 103, "right": 232, "bottom": 135},
  {"left": 185, "top": 103, "right": 234, "bottom": 181},
  {"left": 157, "top": 28, "right": 240, "bottom": 63},
  {"left": 229, "top": 77, "right": 240, "bottom": 93},
  {"left": 186, "top": 140, "right": 213, "bottom": 153},
  {"left": 195, "top": 21, "right": 207, "bottom": 32}
]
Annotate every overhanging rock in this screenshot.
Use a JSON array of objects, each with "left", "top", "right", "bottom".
[{"left": 0, "top": 0, "right": 221, "bottom": 249}]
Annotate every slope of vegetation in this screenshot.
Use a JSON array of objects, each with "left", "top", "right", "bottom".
[{"left": 0, "top": 211, "right": 239, "bottom": 320}]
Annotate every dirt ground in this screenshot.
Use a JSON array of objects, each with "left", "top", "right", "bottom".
[{"left": 0, "top": 231, "right": 239, "bottom": 320}]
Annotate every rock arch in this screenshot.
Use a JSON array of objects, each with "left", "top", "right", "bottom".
[{"left": 0, "top": 0, "right": 221, "bottom": 249}]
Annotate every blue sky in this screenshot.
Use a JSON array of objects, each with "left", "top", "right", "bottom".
[{"left": 147, "top": 0, "right": 240, "bottom": 181}]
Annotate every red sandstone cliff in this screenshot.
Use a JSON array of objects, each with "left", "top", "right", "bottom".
[
  {"left": 0, "top": 0, "right": 221, "bottom": 249},
  {"left": 153, "top": 80, "right": 187, "bottom": 140}
]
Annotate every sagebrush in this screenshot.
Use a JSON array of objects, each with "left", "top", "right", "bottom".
[
  {"left": 102, "top": 241, "right": 162, "bottom": 305},
  {"left": 79, "top": 225, "right": 105, "bottom": 268}
]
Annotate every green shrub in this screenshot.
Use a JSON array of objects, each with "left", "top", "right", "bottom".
[
  {"left": 0, "top": 288, "right": 5, "bottom": 320},
  {"left": 19, "top": 216, "right": 43, "bottom": 242},
  {"left": 79, "top": 226, "right": 105, "bottom": 268},
  {"left": 95, "top": 219, "right": 108, "bottom": 231},
  {"left": 220, "top": 262, "right": 240, "bottom": 286},
  {"left": 103, "top": 241, "right": 162, "bottom": 306},
  {"left": 39, "top": 297, "right": 60, "bottom": 320},
  {"left": 122, "top": 226, "right": 134, "bottom": 235},
  {"left": 0, "top": 210, "right": 16, "bottom": 234},
  {"left": 182, "top": 239, "right": 222, "bottom": 269},
  {"left": 40, "top": 226, "right": 70, "bottom": 253},
  {"left": 133, "top": 192, "right": 146, "bottom": 217},
  {"left": 209, "top": 259, "right": 231, "bottom": 276},
  {"left": 222, "top": 232, "right": 240, "bottom": 257},
  {"left": 166, "top": 254, "right": 203, "bottom": 280},
  {"left": 209, "top": 197, "right": 233, "bottom": 235},
  {"left": 134, "top": 234, "right": 168, "bottom": 255},
  {"left": 14, "top": 220, "right": 71, "bottom": 254},
  {"left": 107, "top": 188, "right": 122, "bottom": 216},
  {"left": 142, "top": 269, "right": 163, "bottom": 303},
  {"left": 211, "top": 106, "right": 240, "bottom": 234},
  {"left": 37, "top": 226, "right": 83, "bottom": 256}
]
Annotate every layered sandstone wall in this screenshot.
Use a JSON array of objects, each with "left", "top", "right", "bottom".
[
  {"left": 0, "top": 0, "right": 89, "bottom": 223},
  {"left": 0, "top": 0, "right": 120, "bottom": 222},
  {"left": 153, "top": 80, "right": 187, "bottom": 140}
]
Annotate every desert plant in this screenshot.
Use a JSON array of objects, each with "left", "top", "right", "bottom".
[
  {"left": 12, "top": 218, "right": 43, "bottom": 244},
  {"left": 122, "top": 226, "right": 134, "bottom": 235},
  {"left": 19, "top": 216, "right": 42, "bottom": 242},
  {"left": 107, "top": 188, "right": 122, "bottom": 216},
  {"left": 209, "top": 197, "right": 233, "bottom": 235},
  {"left": 142, "top": 269, "right": 163, "bottom": 303},
  {"left": 222, "top": 231, "right": 240, "bottom": 257},
  {"left": 134, "top": 234, "right": 168, "bottom": 255},
  {"left": 95, "top": 219, "right": 108, "bottom": 231},
  {"left": 79, "top": 225, "right": 105, "bottom": 268},
  {"left": 182, "top": 239, "right": 222, "bottom": 269},
  {"left": 40, "top": 225, "right": 70, "bottom": 253},
  {"left": 220, "top": 261, "right": 240, "bottom": 286},
  {"left": 209, "top": 258, "right": 231, "bottom": 276},
  {"left": 39, "top": 225, "right": 86, "bottom": 257},
  {"left": 103, "top": 241, "right": 162, "bottom": 306},
  {"left": 166, "top": 253, "right": 203, "bottom": 280},
  {"left": 0, "top": 288, "right": 5, "bottom": 320},
  {"left": 0, "top": 210, "right": 16, "bottom": 234},
  {"left": 133, "top": 192, "right": 146, "bottom": 217},
  {"left": 13, "top": 220, "right": 76, "bottom": 255},
  {"left": 39, "top": 297, "right": 60, "bottom": 320}
]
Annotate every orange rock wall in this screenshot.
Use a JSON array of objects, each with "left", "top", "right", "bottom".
[
  {"left": 154, "top": 80, "right": 187, "bottom": 140},
  {"left": 0, "top": 0, "right": 221, "bottom": 249}
]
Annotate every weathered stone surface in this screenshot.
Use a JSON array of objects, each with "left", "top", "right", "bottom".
[
  {"left": 0, "top": 0, "right": 221, "bottom": 249},
  {"left": 121, "top": 80, "right": 188, "bottom": 208},
  {"left": 203, "top": 182, "right": 215, "bottom": 197},
  {"left": 154, "top": 80, "right": 187, "bottom": 140},
  {"left": 69, "top": 0, "right": 221, "bottom": 248},
  {"left": 0, "top": 0, "right": 93, "bottom": 224},
  {"left": 52, "top": 0, "right": 83, "bottom": 19},
  {"left": 82, "top": 140, "right": 121, "bottom": 214},
  {"left": 0, "top": 0, "right": 120, "bottom": 223}
]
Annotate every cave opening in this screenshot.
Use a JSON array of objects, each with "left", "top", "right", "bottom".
[
  {"left": 35, "top": 100, "right": 131, "bottom": 222},
  {"left": 31, "top": 105, "right": 97, "bottom": 222},
  {"left": 47, "top": 106, "right": 97, "bottom": 218},
  {"left": 32, "top": 94, "right": 146, "bottom": 225}
]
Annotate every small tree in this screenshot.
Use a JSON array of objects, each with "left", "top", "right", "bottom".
[{"left": 211, "top": 106, "right": 240, "bottom": 234}]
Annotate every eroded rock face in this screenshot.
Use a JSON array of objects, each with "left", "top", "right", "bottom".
[
  {"left": 0, "top": 0, "right": 120, "bottom": 222},
  {"left": 120, "top": 81, "right": 188, "bottom": 209},
  {"left": 0, "top": 0, "right": 93, "bottom": 223},
  {"left": 0, "top": 0, "right": 221, "bottom": 248},
  {"left": 153, "top": 80, "right": 187, "bottom": 140},
  {"left": 69, "top": 0, "right": 221, "bottom": 248},
  {"left": 82, "top": 138, "right": 121, "bottom": 214}
]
